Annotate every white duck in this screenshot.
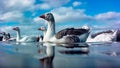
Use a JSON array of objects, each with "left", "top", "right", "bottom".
[
  {"left": 13, "top": 27, "right": 38, "bottom": 42},
  {"left": 86, "top": 30, "right": 117, "bottom": 42},
  {"left": 39, "top": 13, "right": 90, "bottom": 44},
  {"left": 38, "top": 27, "right": 47, "bottom": 42}
]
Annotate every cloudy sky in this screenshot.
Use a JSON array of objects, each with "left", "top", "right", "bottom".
[{"left": 0, "top": 0, "right": 120, "bottom": 36}]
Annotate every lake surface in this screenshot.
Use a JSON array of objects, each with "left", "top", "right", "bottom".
[{"left": 0, "top": 41, "right": 120, "bottom": 68}]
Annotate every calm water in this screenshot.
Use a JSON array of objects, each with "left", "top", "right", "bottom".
[{"left": 0, "top": 41, "right": 120, "bottom": 68}]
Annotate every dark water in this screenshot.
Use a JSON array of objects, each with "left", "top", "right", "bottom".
[{"left": 0, "top": 41, "right": 120, "bottom": 68}]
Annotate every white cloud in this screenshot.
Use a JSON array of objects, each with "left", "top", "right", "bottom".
[
  {"left": 73, "top": 1, "right": 82, "bottom": 7},
  {"left": 39, "top": 3, "right": 51, "bottom": 10},
  {"left": 0, "top": 0, "right": 70, "bottom": 23},
  {"left": 1, "top": 0, "right": 70, "bottom": 11},
  {"left": 34, "top": 17, "right": 41, "bottom": 23},
  {"left": 33, "top": 17, "right": 45, "bottom": 24},
  {"left": 51, "top": 7, "right": 93, "bottom": 23},
  {"left": 32, "top": 0, "right": 70, "bottom": 10},
  {"left": 41, "top": 0, "right": 70, "bottom": 7},
  {"left": 3, "top": 0, "right": 35, "bottom": 11},
  {"left": 0, "top": 0, "right": 35, "bottom": 23},
  {"left": 0, "top": 26, "right": 12, "bottom": 32},
  {"left": 91, "top": 25, "right": 110, "bottom": 30},
  {"left": 95, "top": 12, "right": 120, "bottom": 21},
  {"left": 0, "top": 26, "right": 13, "bottom": 34},
  {"left": 93, "top": 12, "right": 120, "bottom": 29},
  {"left": 0, "top": 11, "right": 24, "bottom": 22},
  {"left": 34, "top": 3, "right": 51, "bottom": 10}
]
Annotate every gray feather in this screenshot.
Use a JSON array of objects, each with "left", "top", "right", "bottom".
[
  {"left": 65, "top": 36, "right": 80, "bottom": 43},
  {"left": 55, "top": 28, "right": 89, "bottom": 39}
]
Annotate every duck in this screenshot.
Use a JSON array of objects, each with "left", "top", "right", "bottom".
[
  {"left": 86, "top": 30, "right": 117, "bottom": 42},
  {"left": 0, "top": 32, "right": 8, "bottom": 41},
  {"left": 38, "top": 27, "right": 47, "bottom": 42},
  {"left": 39, "top": 13, "right": 90, "bottom": 44},
  {"left": 13, "top": 27, "right": 38, "bottom": 42},
  {"left": 0, "top": 32, "right": 11, "bottom": 41}
]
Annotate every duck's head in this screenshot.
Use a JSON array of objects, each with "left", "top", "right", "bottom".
[
  {"left": 38, "top": 27, "right": 46, "bottom": 31},
  {"left": 39, "top": 13, "right": 55, "bottom": 22},
  {"left": 13, "top": 27, "right": 20, "bottom": 31},
  {"left": 0, "top": 32, "right": 6, "bottom": 35}
]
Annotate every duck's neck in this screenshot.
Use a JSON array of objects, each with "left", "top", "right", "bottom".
[
  {"left": 48, "top": 21, "right": 55, "bottom": 35},
  {"left": 16, "top": 30, "right": 21, "bottom": 41},
  {"left": 43, "top": 30, "right": 46, "bottom": 37},
  {"left": 44, "top": 21, "right": 55, "bottom": 41}
]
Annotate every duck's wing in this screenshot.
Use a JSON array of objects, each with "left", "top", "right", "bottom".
[
  {"left": 20, "top": 36, "right": 29, "bottom": 42},
  {"left": 55, "top": 28, "right": 89, "bottom": 39},
  {"left": 20, "top": 36, "right": 37, "bottom": 42}
]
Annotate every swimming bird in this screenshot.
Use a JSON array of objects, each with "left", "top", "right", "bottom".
[
  {"left": 38, "top": 27, "right": 47, "bottom": 42},
  {"left": 13, "top": 27, "right": 38, "bottom": 42},
  {"left": 39, "top": 13, "right": 90, "bottom": 44},
  {"left": 0, "top": 32, "right": 11, "bottom": 41},
  {"left": 86, "top": 30, "right": 117, "bottom": 42}
]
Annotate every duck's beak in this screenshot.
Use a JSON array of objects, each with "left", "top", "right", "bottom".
[
  {"left": 38, "top": 28, "right": 41, "bottom": 30},
  {"left": 39, "top": 14, "right": 45, "bottom": 19},
  {"left": 13, "top": 28, "right": 16, "bottom": 30},
  {"left": 38, "top": 28, "right": 44, "bottom": 31}
]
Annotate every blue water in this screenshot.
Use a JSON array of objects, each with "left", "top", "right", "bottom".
[{"left": 0, "top": 41, "right": 120, "bottom": 68}]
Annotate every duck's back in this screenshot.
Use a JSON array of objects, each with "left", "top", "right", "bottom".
[{"left": 20, "top": 36, "right": 37, "bottom": 42}]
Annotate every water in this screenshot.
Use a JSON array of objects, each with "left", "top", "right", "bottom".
[{"left": 0, "top": 41, "right": 120, "bottom": 68}]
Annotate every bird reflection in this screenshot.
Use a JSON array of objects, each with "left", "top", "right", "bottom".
[
  {"left": 102, "top": 51, "right": 120, "bottom": 56},
  {"left": 58, "top": 43, "right": 89, "bottom": 55},
  {"left": 39, "top": 43, "right": 55, "bottom": 68},
  {"left": 59, "top": 43, "right": 89, "bottom": 48}
]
